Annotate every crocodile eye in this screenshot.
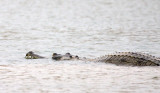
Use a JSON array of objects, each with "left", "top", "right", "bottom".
[
  {"left": 29, "top": 51, "right": 33, "bottom": 54},
  {"left": 75, "top": 56, "right": 79, "bottom": 59},
  {"left": 66, "top": 53, "right": 71, "bottom": 55},
  {"left": 53, "top": 53, "right": 57, "bottom": 56},
  {"left": 26, "top": 53, "right": 29, "bottom": 56}
]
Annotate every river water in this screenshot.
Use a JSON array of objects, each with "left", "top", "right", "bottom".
[{"left": 0, "top": 0, "right": 160, "bottom": 93}]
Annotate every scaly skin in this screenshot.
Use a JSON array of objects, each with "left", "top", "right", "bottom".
[
  {"left": 25, "top": 51, "right": 160, "bottom": 66},
  {"left": 91, "top": 52, "right": 160, "bottom": 66}
]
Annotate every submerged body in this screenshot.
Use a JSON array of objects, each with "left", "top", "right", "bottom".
[{"left": 25, "top": 51, "right": 160, "bottom": 66}]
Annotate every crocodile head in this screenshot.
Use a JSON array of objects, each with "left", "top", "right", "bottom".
[
  {"left": 25, "top": 51, "right": 44, "bottom": 59},
  {"left": 25, "top": 51, "right": 34, "bottom": 59},
  {"left": 52, "top": 53, "right": 79, "bottom": 60}
]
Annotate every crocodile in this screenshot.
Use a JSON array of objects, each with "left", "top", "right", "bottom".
[{"left": 25, "top": 51, "right": 160, "bottom": 66}]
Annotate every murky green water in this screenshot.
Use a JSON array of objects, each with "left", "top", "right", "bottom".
[{"left": 0, "top": 0, "right": 160, "bottom": 93}]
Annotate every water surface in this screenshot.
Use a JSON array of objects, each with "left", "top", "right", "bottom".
[{"left": 0, "top": 0, "right": 160, "bottom": 93}]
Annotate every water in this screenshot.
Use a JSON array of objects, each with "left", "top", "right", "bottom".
[{"left": 0, "top": 0, "right": 160, "bottom": 93}]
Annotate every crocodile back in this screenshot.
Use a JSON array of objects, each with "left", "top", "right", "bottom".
[{"left": 93, "top": 52, "right": 160, "bottom": 66}]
